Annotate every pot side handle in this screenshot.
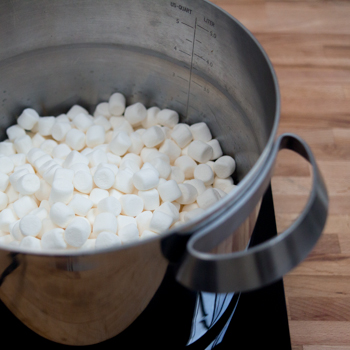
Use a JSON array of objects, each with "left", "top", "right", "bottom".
[{"left": 175, "top": 133, "right": 328, "bottom": 293}]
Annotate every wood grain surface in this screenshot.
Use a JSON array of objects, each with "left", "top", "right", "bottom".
[{"left": 213, "top": 0, "right": 350, "bottom": 348}]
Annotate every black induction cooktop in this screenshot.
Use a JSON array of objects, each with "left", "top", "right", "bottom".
[{"left": 0, "top": 185, "right": 292, "bottom": 349}]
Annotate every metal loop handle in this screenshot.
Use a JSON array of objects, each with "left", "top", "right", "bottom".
[{"left": 176, "top": 134, "right": 328, "bottom": 293}]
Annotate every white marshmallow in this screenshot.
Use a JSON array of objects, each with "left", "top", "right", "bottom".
[
  {"left": 89, "top": 188, "right": 109, "bottom": 207},
  {"left": 10, "top": 221, "right": 23, "bottom": 240},
  {"left": 54, "top": 168, "right": 74, "bottom": 183},
  {"left": 156, "top": 202, "right": 180, "bottom": 225},
  {"left": 0, "top": 234, "right": 15, "bottom": 245},
  {"left": 184, "top": 179, "right": 206, "bottom": 196},
  {"left": 93, "top": 212, "right": 118, "bottom": 235},
  {"left": 156, "top": 109, "right": 179, "bottom": 128},
  {"left": 94, "top": 102, "right": 111, "bottom": 118},
  {"left": 207, "top": 139, "right": 223, "bottom": 160},
  {"left": 136, "top": 211, "right": 153, "bottom": 234},
  {"left": 50, "top": 202, "right": 75, "bottom": 228},
  {"left": 34, "top": 179, "right": 52, "bottom": 201},
  {"left": 20, "top": 236, "right": 42, "bottom": 250},
  {"left": 81, "top": 238, "right": 96, "bottom": 250},
  {"left": 140, "top": 230, "right": 158, "bottom": 240},
  {"left": 0, "top": 141, "right": 15, "bottom": 156},
  {"left": 67, "top": 105, "right": 89, "bottom": 120},
  {"left": 184, "top": 208, "right": 205, "bottom": 222},
  {"left": 15, "top": 163, "right": 34, "bottom": 174},
  {"left": 13, "top": 196, "right": 38, "bottom": 219},
  {"left": 109, "top": 131, "right": 131, "bottom": 156},
  {"left": 142, "top": 107, "right": 160, "bottom": 128},
  {"left": 52, "top": 144, "right": 71, "bottom": 160},
  {"left": 187, "top": 140, "right": 213, "bottom": 163},
  {"left": 124, "top": 102, "right": 147, "bottom": 126},
  {"left": 138, "top": 189, "right": 160, "bottom": 211},
  {"left": 206, "top": 160, "right": 215, "bottom": 171},
  {"left": 190, "top": 122, "right": 212, "bottom": 142},
  {"left": 38, "top": 116, "right": 55, "bottom": 136},
  {"left": 174, "top": 156, "right": 197, "bottom": 179},
  {"left": 10, "top": 153, "right": 26, "bottom": 167},
  {"left": 97, "top": 196, "right": 121, "bottom": 216},
  {"left": 55, "top": 114, "right": 70, "bottom": 123},
  {"left": 33, "top": 154, "right": 52, "bottom": 172},
  {"left": 114, "top": 169, "right": 134, "bottom": 194},
  {"left": 109, "top": 93, "right": 126, "bottom": 116},
  {"left": 161, "top": 126, "right": 172, "bottom": 139},
  {"left": 127, "top": 132, "right": 144, "bottom": 155},
  {"left": 86, "top": 208, "right": 98, "bottom": 226},
  {"left": 97, "top": 163, "right": 118, "bottom": 176},
  {"left": 64, "top": 217, "right": 91, "bottom": 248},
  {"left": 169, "top": 166, "right": 185, "bottom": 184},
  {"left": 31, "top": 133, "right": 46, "bottom": 148},
  {"left": 214, "top": 188, "right": 227, "bottom": 198},
  {"left": 117, "top": 215, "right": 137, "bottom": 231},
  {"left": 150, "top": 158, "right": 171, "bottom": 179},
  {"left": 0, "top": 173, "right": 9, "bottom": 192},
  {"left": 49, "top": 179, "right": 74, "bottom": 204},
  {"left": 51, "top": 122, "right": 72, "bottom": 141},
  {"left": 141, "top": 126, "right": 165, "bottom": 148},
  {"left": 109, "top": 189, "right": 123, "bottom": 200},
  {"left": 27, "top": 148, "right": 46, "bottom": 165},
  {"left": 94, "top": 115, "right": 112, "bottom": 131},
  {"left": 149, "top": 211, "right": 173, "bottom": 233},
  {"left": 213, "top": 156, "right": 236, "bottom": 178},
  {"left": 16, "top": 173, "right": 40, "bottom": 195},
  {"left": 176, "top": 183, "right": 198, "bottom": 205},
  {"left": 65, "top": 128, "right": 86, "bottom": 151},
  {"left": 122, "top": 153, "right": 143, "bottom": 168},
  {"left": 19, "top": 214, "right": 42, "bottom": 237},
  {"left": 6, "top": 185, "right": 19, "bottom": 203},
  {"left": 158, "top": 180, "right": 182, "bottom": 203},
  {"left": 118, "top": 223, "right": 139, "bottom": 244},
  {"left": 68, "top": 194, "right": 93, "bottom": 216},
  {"left": 10, "top": 169, "right": 29, "bottom": 191},
  {"left": 159, "top": 139, "right": 181, "bottom": 163},
  {"left": 107, "top": 152, "right": 121, "bottom": 166},
  {"left": 95, "top": 231, "right": 122, "bottom": 249},
  {"left": 38, "top": 159, "right": 56, "bottom": 177},
  {"left": 213, "top": 177, "right": 234, "bottom": 192},
  {"left": 93, "top": 167, "right": 115, "bottom": 190},
  {"left": 41, "top": 228, "right": 67, "bottom": 250},
  {"left": 171, "top": 124, "right": 193, "bottom": 148},
  {"left": 72, "top": 171, "right": 93, "bottom": 194},
  {"left": 120, "top": 194, "right": 144, "bottom": 217},
  {"left": 141, "top": 148, "right": 170, "bottom": 164},
  {"left": 72, "top": 113, "right": 93, "bottom": 132},
  {"left": 0, "top": 208, "right": 18, "bottom": 232},
  {"left": 0, "top": 192, "right": 8, "bottom": 211},
  {"left": 13, "top": 135, "right": 33, "bottom": 154},
  {"left": 63, "top": 150, "right": 89, "bottom": 168},
  {"left": 17, "top": 108, "right": 40, "bottom": 130},
  {"left": 30, "top": 207, "right": 48, "bottom": 221},
  {"left": 111, "top": 117, "right": 134, "bottom": 135},
  {"left": 182, "top": 203, "right": 199, "bottom": 212},
  {"left": 40, "top": 139, "right": 58, "bottom": 156},
  {"left": 6, "top": 125, "right": 26, "bottom": 141},
  {"left": 194, "top": 164, "right": 214, "bottom": 186},
  {"left": 197, "top": 188, "right": 221, "bottom": 209},
  {"left": 119, "top": 159, "right": 140, "bottom": 174},
  {"left": 132, "top": 168, "right": 159, "bottom": 191},
  {"left": 69, "top": 162, "right": 90, "bottom": 174},
  {"left": 86, "top": 125, "right": 105, "bottom": 148}
]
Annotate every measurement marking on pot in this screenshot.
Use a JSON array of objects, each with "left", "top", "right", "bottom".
[
  {"left": 179, "top": 49, "right": 191, "bottom": 56},
  {"left": 175, "top": 99, "right": 186, "bottom": 106},
  {"left": 192, "top": 81, "right": 202, "bottom": 88},
  {"left": 177, "top": 75, "right": 189, "bottom": 82},
  {"left": 197, "top": 24, "right": 209, "bottom": 32},
  {"left": 194, "top": 53, "right": 206, "bottom": 61},
  {"left": 196, "top": 39, "right": 202, "bottom": 44},
  {"left": 186, "top": 39, "right": 192, "bottom": 43},
  {"left": 181, "top": 22, "right": 193, "bottom": 28}
]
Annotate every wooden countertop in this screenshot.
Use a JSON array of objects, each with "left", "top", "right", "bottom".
[{"left": 214, "top": 1, "right": 350, "bottom": 349}]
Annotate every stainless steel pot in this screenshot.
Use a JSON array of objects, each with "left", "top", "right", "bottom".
[{"left": 0, "top": 0, "right": 328, "bottom": 345}]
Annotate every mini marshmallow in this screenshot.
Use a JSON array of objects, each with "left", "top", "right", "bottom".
[
  {"left": 51, "top": 122, "right": 72, "bottom": 141},
  {"left": 140, "top": 230, "right": 158, "bottom": 239},
  {"left": 14, "top": 135, "right": 33, "bottom": 154},
  {"left": 16, "top": 173, "right": 40, "bottom": 195},
  {"left": 128, "top": 132, "right": 144, "bottom": 155},
  {"left": 64, "top": 217, "right": 91, "bottom": 247},
  {"left": 109, "top": 189, "right": 123, "bottom": 200},
  {"left": 0, "top": 208, "right": 18, "bottom": 232},
  {"left": 27, "top": 148, "right": 46, "bottom": 165},
  {"left": 171, "top": 124, "right": 193, "bottom": 148},
  {"left": 184, "top": 208, "right": 205, "bottom": 222},
  {"left": 0, "top": 173, "right": 9, "bottom": 192},
  {"left": 184, "top": 179, "right": 206, "bottom": 196},
  {"left": 13, "top": 196, "right": 38, "bottom": 219},
  {"left": 81, "top": 238, "right": 96, "bottom": 250},
  {"left": 207, "top": 139, "right": 223, "bottom": 160},
  {"left": 190, "top": 122, "right": 212, "bottom": 142},
  {"left": 120, "top": 194, "right": 144, "bottom": 217},
  {"left": 33, "top": 154, "right": 52, "bottom": 172},
  {"left": 141, "top": 126, "right": 165, "bottom": 148},
  {"left": 94, "top": 102, "right": 111, "bottom": 118},
  {"left": 20, "top": 236, "right": 41, "bottom": 250},
  {"left": 156, "top": 109, "right": 179, "bottom": 128},
  {"left": 156, "top": 202, "right": 180, "bottom": 225},
  {"left": 34, "top": 179, "right": 52, "bottom": 201},
  {"left": 86, "top": 208, "right": 98, "bottom": 226},
  {"left": 10, "top": 169, "right": 29, "bottom": 190},
  {"left": 213, "top": 177, "right": 234, "bottom": 193},
  {"left": 111, "top": 117, "right": 134, "bottom": 135},
  {"left": 19, "top": 214, "right": 42, "bottom": 237},
  {"left": 124, "top": 102, "right": 147, "bottom": 126},
  {"left": 72, "top": 171, "right": 93, "bottom": 193},
  {"left": 17, "top": 108, "right": 40, "bottom": 130},
  {"left": 214, "top": 188, "right": 227, "bottom": 198},
  {"left": 38, "top": 116, "right": 55, "bottom": 136},
  {"left": 0, "top": 141, "right": 15, "bottom": 156},
  {"left": 109, "top": 93, "right": 126, "bottom": 116},
  {"left": 94, "top": 115, "right": 112, "bottom": 131},
  {"left": 72, "top": 113, "right": 93, "bottom": 132},
  {"left": 150, "top": 158, "right": 171, "bottom": 179},
  {"left": 6, "top": 185, "right": 19, "bottom": 203},
  {"left": 159, "top": 139, "right": 181, "bottom": 163},
  {"left": 6, "top": 125, "right": 26, "bottom": 141},
  {"left": 194, "top": 164, "right": 214, "bottom": 185},
  {"left": 52, "top": 144, "right": 71, "bottom": 160},
  {"left": 197, "top": 188, "right": 221, "bottom": 209},
  {"left": 10, "top": 221, "right": 24, "bottom": 240},
  {"left": 0, "top": 234, "right": 15, "bottom": 245},
  {"left": 95, "top": 231, "right": 122, "bottom": 249},
  {"left": 69, "top": 162, "right": 90, "bottom": 174},
  {"left": 182, "top": 203, "right": 199, "bottom": 212},
  {"left": 176, "top": 183, "right": 198, "bottom": 205},
  {"left": 213, "top": 156, "right": 236, "bottom": 178},
  {"left": 158, "top": 180, "right": 182, "bottom": 203},
  {"left": 109, "top": 131, "right": 131, "bottom": 156},
  {"left": 55, "top": 114, "right": 70, "bottom": 123},
  {"left": 117, "top": 215, "right": 137, "bottom": 231},
  {"left": 97, "top": 196, "right": 121, "bottom": 216},
  {"left": 161, "top": 126, "right": 172, "bottom": 139},
  {"left": 31, "top": 133, "right": 46, "bottom": 148},
  {"left": 174, "top": 156, "right": 197, "bottom": 179},
  {"left": 63, "top": 150, "right": 89, "bottom": 168},
  {"left": 30, "top": 207, "right": 48, "bottom": 221},
  {"left": 138, "top": 189, "right": 160, "bottom": 210},
  {"left": 90, "top": 188, "right": 109, "bottom": 207},
  {"left": 170, "top": 166, "right": 185, "bottom": 184},
  {"left": 136, "top": 211, "right": 153, "bottom": 234},
  {"left": 0, "top": 192, "right": 8, "bottom": 211},
  {"left": 15, "top": 163, "right": 35, "bottom": 174},
  {"left": 119, "top": 223, "right": 139, "bottom": 244},
  {"left": 54, "top": 168, "right": 74, "bottom": 183},
  {"left": 114, "top": 169, "right": 134, "bottom": 194},
  {"left": 133, "top": 168, "right": 159, "bottom": 191},
  {"left": 187, "top": 140, "right": 213, "bottom": 163},
  {"left": 93, "top": 167, "right": 115, "bottom": 190},
  {"left": 50, "top": 202, "right": 75, "bottom": 228},
  {"left": 41, "top": 228, "right": 67, "bottom": 250},
  {"left": 142, "top": 107, "right": 160, "bottom": 129},
  {"left": 149, "top": 211, "right": 173, "bottom": 233},
  {"left": 119, "top": 159, "right": 140, "bottom": 174},
  {"left": 93, "top": 212, "right": 118, "bottom": 235},
  {"left": 10, "top": 153, "right": 26, "bottom": 167},
  {"left": 206, "top": 161, "right": 215, "bottom": 171},
  {"left": 65, "top": 128, "right": 86, "bottom": 151},
  {"left": 42, "top": 163, "right": 61, "bottom": 185},
  {"left": 141, "top": 148, "right": 170, "bottom": 164},
  {"left": 40, "top": 139, "right": 58, "bottom": 156},
  {"left": 67, "top": 105, "right": 89, "bottom": 120},
  {"left": 38, "top": 159, "right": 57, "bottom": 176},
  {"left": 69, "top": 194, "right": 94, "bottom": 216},
  {"left": 97, "top": 163, "right": 119, "bottom": 177},
  {"left": 107, "top": 152, "right": 121, "bottom": 165},
  {"left": 49, "top": 179, "right": 74, "bottom": 204},
  {"left": 86, "top": 125, "right": 105, "bottom": 148}
]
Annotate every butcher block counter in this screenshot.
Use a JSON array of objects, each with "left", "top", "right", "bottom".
[{"left": 214, "top": 0, "right": 350, "bottom": 349}]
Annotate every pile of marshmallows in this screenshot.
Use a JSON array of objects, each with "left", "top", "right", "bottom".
[{"left": 0, "top": 93, "right": 236, "bottom": 252}]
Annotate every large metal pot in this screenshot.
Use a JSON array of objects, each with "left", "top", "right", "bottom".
[{"left": 0, "top": 0, "right": 328, "bottom": 345}]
